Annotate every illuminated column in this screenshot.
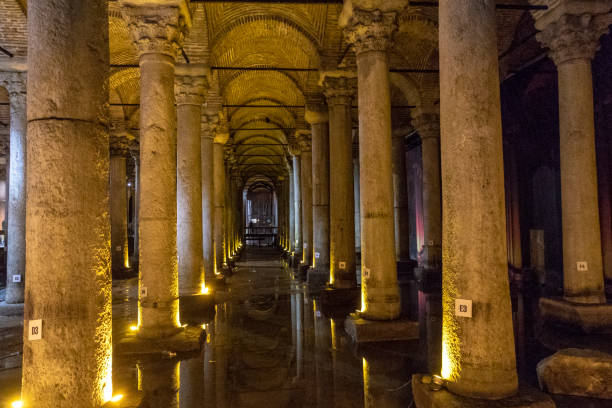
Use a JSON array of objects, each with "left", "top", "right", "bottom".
[
  {"left": 289, "top": 144, "right": 302, "bottom": 260},
  {"left": 289, "top": 166, "right": 295, "bottom": 252},
  {"left": 139, "top": 360, "right": 180, "bottom": 408},
  {"left": 323, "top": 74, "right": 357, "bottom": 288},
  {"left": 175, "top": 64, "right": 207, "bottom": 295},
  {"left": 412, "top": 110, "right": 442, "bottom": 269},
  {"left": 201, "top": 113, "right": 217, "bottom": 280},
  {"left": 534, "top": 5, "right": 611, "bottom": 304},
  {"left": 354, "top": 144, "right": 361, "bottom": 254},
  {"left": 392, "top": 127, "right": 411, "bottom": 265},
  {"left": 122, "top": 0, "right": 190, "bottom": 337},
  {"left": 110, "top": 136, "right": 130, "bottom": 274},
  {"left": 22, "top": 0, "right": 112, "bottom": 405},
  {"left": 343, "top": 8, "right": 400, "bottom": 319},
  {"left": 306, "top": 106, "right": 330, "bottom": 282},
  {"left": 213, "top": 127, "right": 229, "bottom": 273},
  {"left": 297, "top": 132, "right": 313, "bottom": 266},
  {"left": 0, "top": 71, "right": 26, "bottom": 304},
  {"left": 438, "top": 0, "right": 517, "bottom": 398},
  {"left": 131, "top": 148, "right": 140, "bottom": 264}
]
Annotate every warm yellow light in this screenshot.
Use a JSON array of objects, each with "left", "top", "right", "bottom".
[
  {"left": 330, "top": 319, "right": 337, "bottom": 350},
  {"left": 129, "top": 325, "right": 138, "bottom": 331},
  {"left": 441, "top": 337, "right": 454, "bottom": 380},
  {"left": 11, "top": 401, "right": 23, "bottom": 408},
  {"left": 200, "top": 285, "right": 210, "bottom": 295},
  {"left": 110, "top": 394, "right": 123, "bottom": 403}
]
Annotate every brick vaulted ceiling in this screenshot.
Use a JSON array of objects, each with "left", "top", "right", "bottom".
[{"left": 0, "top": 0, "right": 539, "bottom": 181}]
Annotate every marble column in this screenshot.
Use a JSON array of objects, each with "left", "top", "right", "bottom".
[
  {"left": 175, "top": 64, "right": 207, "bottom": 295},
  {"left": 23, "top": 0, "right": 112, "bottom": 405},
  {"left": 323, "top": 74, "right": 357, "bottom": 288},
  {"left": 110, "top": 137, "right": 130, "bottom": 274},
  {"left": 213, "top": 128, "right": 229, "bottom": 273},
  {"left": 534, "top": 6, "right": 611, "bottom": 304},
  {"left": 289, "top": 165, "right": 296, "bottom": 253},
  {"left": 412, "top": 111, "right": 442, "bottom": 270},
  {"left": 392, "top": 127, "right": 411, "bottom": 265},
  {"left": 122, "top": 0, "right": 190, "bottom": 337},
  {"left": 289, "top": 145, "right": 302, "bottom": 260},
  {"left": 438, "top": 0, "right": 517, "bottom": 399},
  {"left": 201, "top": 113, "right": 217, "bottom": 280},
  {"left": 353, "top": 144, "right": 361, "bottom": 255},
  {"left": 0, "top": 71, "right": 26, "bottom": 304},
  {"left": 131, "top": 148, "right": 140, "bottom": 265},
  {"left": 343, "top": 8, "right": 400, "bottom": 319},
  {"left": 306, "top": 106, "right": 330, "bottom": 283},
  {"left": 297, "top": 132, "right": 313, "bottom": 267}
]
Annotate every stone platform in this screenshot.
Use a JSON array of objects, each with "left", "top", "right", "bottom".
[
  {"left": 540, "top": 297, "right": 612, "bottom": 332},
  {"left": 412, "top": 374, "right": 555, "bottom": 408},
  {"left": 344, "top": 314, "right": 419, "bottom": 343},
  {"left": 116, "top": 326, "right": 204, "bottom": 356}
]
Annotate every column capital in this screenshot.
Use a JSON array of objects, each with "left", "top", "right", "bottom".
[
  {"left": 110, "top": 134, "right": 134, "bottom": 157},
  {"left": 531, "top": 0, "right": 612, "bottom": 65},
  {"left": 0, "top": 71, "right": 26, "bottom": 110},
  {"left": 288, "top": 142, "right": 302, "bottom": 157},
  {"left": 201, "top": 112, "right": 219, "bottom": 138},
  {"left": 321, "top": 72, "right": 357, "bottom": 106},
  {"left": 214, "top": 120, "right": 230, "bottom": 145},
  {"left": 175, "top": 64, "right": 209, "bottom": 106},
  {"left": 121, "top": 0, "right": 191, "bottom": 60},
  {"left": 296, "top": 130, "right": 312, "bottom": 152},
  {"left": 342, "top": 8, "right": 399, "bottom": 55},
  {"left": 412, "top": 109, "right": 440, "bottom": 140},
  {"left": 305, "top": 105, "right": 329, "bottom": 125}
]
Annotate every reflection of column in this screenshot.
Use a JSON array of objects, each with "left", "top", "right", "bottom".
[
  {"left": 122, "top": 1, "right": 190, "bottom": 337},
  {"left": 362, "top": 357, "right": 401, "bottom": 408},
  {"left": 110, "top": 138, "right": 130, "bottom": 273},
  {"left": 295, "top": 282, "right": 304, "bottom": 379},
  {"left": 22, "top": 0, "right": 112, "bottom": 405},
  {"left": 439, "top": 0, "right": 517, "bottom": 399},
  {"left": 392, "top": 127, "right": 411, "bottom": 264},
  {"left": 323, "top": 74, "right": 357, "bottom": 288},
  {"left": 201, "top": 113, "right": 218, "bottom": 281},
  {"left": 534, "top": 6, "right": 610, "bottom": 304},
  {"left": 307, "top": 106, "right": 330, "bottom": 281},
  {"left": 412, "top": 111, "right": 442, "bottom": 270},
  {"left": 180, "top": 353, "right": 204, "bottom": 407},
  {"left": 298, "top": 132, "right": 313, "bottom": 266},
  {"left": 175, "top": 65, "right": 207, "bottom": 295},
  {"left": 313, "top": 299, "right": 334, "bottom": 407},
  {"left": 344, "top": 8, "right": 400, "bottom": 319},
  {"left": 0, "top": 71, "right": 26, "bottom": 304},
  {"left": 203, "top": 326, "right": 216, "bottom": 407},
  {"left": 139, "top": 360, "right": 180, "bottom": 408},
  {"left": 213, "top": 128, "right": 229, "bottom": 273},
  {"left": 214, "top": 304, "right": 229, "bottom": 408}
]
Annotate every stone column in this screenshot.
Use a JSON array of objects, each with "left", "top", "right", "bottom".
[
  {"left": 297, "top": 132, "right": 313, "bottom": 266},
  {"left": 343, "top": 8, "right": 400, "bottom": 319},
  {"left": 201, "top": 113, "right": 217, "bottom": 280},
  {"left": 289, "top": 144, "right": 302, "bottom": 261},
  {"left": 122, "top": 0, "right": 190, "bottom": 337},
  {"left": 438, "top": 0, "right": 517, "bottom": 398},
  {"left": 213, "top": 128, "right": 229, "bottom": 273},
  {"left": 412, "top": 111, "right": 442, "bottom": 270},
  {"left": 323, "top": 74, "right": 357, "bottom": 288},
  {"left": 353, "top": 144, "right": 361, "bottom": 254},
  {"left": 392, "top": 127, "right": 411, "bottom": 266},
  {"left": 110, "top": 136, "right": 130, "bottom": 274},
  {"left": 131, "top": 148, "right": 140, "bottom": 265},
  {"left": 0, "top": 71, "right": 26, "bottom": 304},
  {"left": 23, "top": 0, "right": 112, "bottom": 405},
  {"left": 534, "top": 5, "right": 611, "bottom": 304},
  {"left": 289, "top": 165, "right": 296, "bottom": 253},
  {"left": 306, "top": 106, "right": 330, "bottom": 284},
  {"left": 175, "top": 64, "right": 207, "bottom": 295}
]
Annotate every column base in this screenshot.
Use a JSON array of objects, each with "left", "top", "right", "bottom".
[
  {"left": 290, "top": 252, "right": 302, "bottom": 267},
  {"left": 539, "top": 297, "right": 612, "bottom": 333},
  {"left": 0, "top": 301, "right": 23, "bottom": 316},
  {"left": 307, "top": 266, "right": 329, "bottom": 290},
  {"left": 537, "top": 348, "right": 612, "bottom": 400},
  {"left": 178, "top": 293, "right": 215, "bottom": 325},
  {"left": 344, "top": 313, "right": 419, "bottom": 343},
  {"left": 319, "top": 285, "right": 360, "bottom": 309},
  {"left": 117, "top": 326, "right": 204, "bottom": 356},
  {"left": 412, "top": 374, "right": 554, "bottom": 408}
]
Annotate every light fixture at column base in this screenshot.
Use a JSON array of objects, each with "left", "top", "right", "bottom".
[{"left": 412, "top": 374, "right": 554, "bottom": 408}]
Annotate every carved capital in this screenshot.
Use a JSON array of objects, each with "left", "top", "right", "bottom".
[
  {"left": 214, "top": 120, "right": 230, "bottom": 145},
  {"left": 304, "top": 104, "right": 329, "bottom": 125},
  {"left": 0, "top": 71, "right": 26, "bottom": 110},
  {"left": 322, "top": 74, "right": 357, "bottom": 106},
  {"left": 201, "top": 113, "right": 219, "bottom": 138},
  {"left": 343, "top": 8, "right": 398, "bottom": 55},
  {"left": 288, "top": 142, "right": 302, "bottom": 157},
  {"left": 296, "top": 130, "right": 312, "bottom": 152},
  {"left": 536, "top": 12, "right": 612, "bottom": 65},
  {"left": 110, "top": 134, "right": 133, "bottom": 157},
  {"left": 121, "top": 2, "right": 190, "bottom": 59},
  {"left": 175, "top": 65, "right": 209, "bottom": 106},
  {"left": 412, "top": 110, "right": 440, "bottom": 140}
]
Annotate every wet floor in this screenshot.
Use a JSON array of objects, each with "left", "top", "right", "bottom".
[{"left": 1, "top": 248, "right": 611, "bottom": 407}]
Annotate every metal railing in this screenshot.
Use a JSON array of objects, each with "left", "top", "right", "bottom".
[{"left": 244, "top": 226, "right": 278, "bottom": 247}]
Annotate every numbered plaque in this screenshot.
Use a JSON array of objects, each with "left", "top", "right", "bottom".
[
  {"left": 363, "top": 267, "right": 371, "bottom": 279},
  {"left": 577, "top": 261, "right": 588, "bottom": 272},
  {"left": 12, "top": 274, "right": 21, "bottom": 283},
  {"left": 455, "top": 299, "right": 473, "bottom": 318},
  {"left": 339, "top": 261, "right": 346, "bottom": 270},
  {"left": 29, "top": 319, "right": 42, "bottom": 341},
  {"left": 140, "top": 286, "right": 148, "bottom": 298},
  {"left": 315, "top": 252, "right": 320, "bottom": 259}
]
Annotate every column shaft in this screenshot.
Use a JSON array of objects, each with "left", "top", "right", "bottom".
[
  {"left": 392, "top": 130, "right": 411, "bottom": 262},
  {"left": 201, "top": 120, "right": 215, "bottom": 280},
  {"left": 301, "top": 149, "right": 313, "bottom": 266},
  {"left": 110, "top": 155, "right": 129, "bottom": 272},
  {"left": 439, "top": 0, "right": 517, "bottom": 398},
  {"left": 289, "top": 168, "right": 295, "bottom": 252},
  {"left": 22, "top": 0, "right": 112, "bottom": 404},
  {"left": 310, "top": 120, "right": 330, "bottom": 279},
  {"left": 293, "top": 154, "right": 302, "bottom": 256},
  {"left": 213, "top": 142, "right": 226, "bottom": 273}
]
